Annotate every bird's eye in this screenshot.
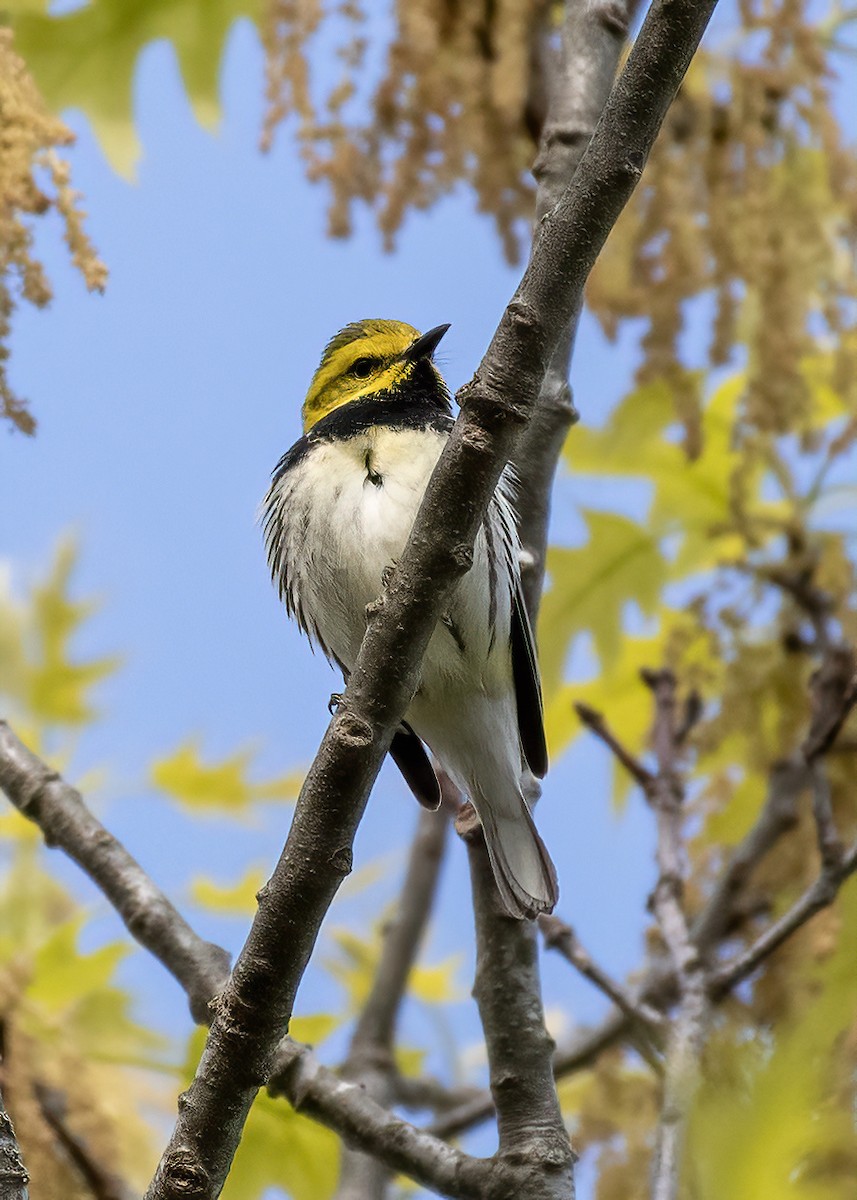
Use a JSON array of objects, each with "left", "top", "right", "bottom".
[{"left": 351, "top": 357, "right": 375, "bottom": 378}]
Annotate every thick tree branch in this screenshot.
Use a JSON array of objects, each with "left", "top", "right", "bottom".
[
  {"left": 0, "top": 1085, "right": 29, "bottom": 1200},
  {"left": 516, "top": 0, "right": 641, "bottom": 615},
  {"left": 332, "top": 801, "right": 451, "bottom": 1200},
  {"left": 0, "top": 726, "right": 507, "bottom": 1200},
  {"left": 145, "top": 1, "right": 722, "bottom": 1194},
  {"left": 462, "top": 813, "right": 573, "bottom": 1194},
  {"left": 0, "top": 722, "right": 231, "bottom": 1025}
]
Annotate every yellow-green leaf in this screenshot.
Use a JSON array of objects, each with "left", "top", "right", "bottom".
[
  {"left": 539, "top": 510, "right": 667, "bottom": 692},
  {"left": 11, "top": 0, "right": 264, "bottom": 177},
  {"left": 27, "top": 918, "right": 128, "bottom": 1015},
  {"left": 151, "top": 740, "right": 302, "bottom": 813},
  {"left": 190, "top": 864, "right": 267, "bottom": 913}
]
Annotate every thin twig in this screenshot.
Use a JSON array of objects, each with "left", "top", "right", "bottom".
[
  {"left": 640, "top": 669, "right": 710, "bottom": 1200},
  {"left": 709, "top": 840, "right": 857, "bottom": 997},
  {"left": 34, "top": 1083, "right": 133, "bottom": 1200},
  {"left": 690, "top": 756, "right": 806, "bottom": 953},
  {"left": 539, "top": 914, "right": 664, "bottom": 1071},
  {"left": 574, "top": 702, "right": 653, "bottom": 786}
]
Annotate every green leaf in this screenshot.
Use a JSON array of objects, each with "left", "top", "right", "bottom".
[
  {"left": 190, "top": 864, "right": 267, "bottom": 913},
  {"left": 289, "top": 1013, "right": 338, "bottom": 1046},
  {"left": 151, "top": 740, "right": 302, "bottom": 813},
  {"left": 687, "top": 886, "right": 857, "bottom": 1197},
  {"left": 539, "top": 510, "right": 667, "bottom": 693},
  {"left": 27, "top": 918, "right": 128, "bottom": 1015},
  {"left": 11, "top": 0, "right": 264, "bottom": 177},
  {"left": 23, "top": 540, "right": 119, "bottom": 726}
]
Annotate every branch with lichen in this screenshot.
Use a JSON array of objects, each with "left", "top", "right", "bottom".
[{"left": 0, "top": 1083, "right": 29, "bottom": 1200}]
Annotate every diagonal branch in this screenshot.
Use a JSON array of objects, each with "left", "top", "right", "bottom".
[
  {"left": 34, "top": 1083, "right": 133, "bottom": 1200},
  {"left": 709, "top": 839, "right": 857, "bottom": 997},
  {"left": 145, "top": 0, "right": 723, "bottom": 1194},
  {"left": 0, "top": 722, "right": 231, "bottom": 1025},
  {"left": 0, "top": 725, "right": 516, "bottom": 1199},
  {"left": 538, "top": 914, "right": 664, "bottom": 1071}
]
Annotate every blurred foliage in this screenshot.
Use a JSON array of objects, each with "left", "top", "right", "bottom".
[
  {"left": 534, "top": 3, "right": 857, "bottom": 1195},
  {"left": 0, "top": 545, "right": 464, "bottom": 1199},
  {"left": 1, "top": 0, "right": 856, "bottom": 1198},
  {"left": 151, "top": 740, "right": 302, "bottom": 814},
  {"left": 10, "top": 0, "right": 264, "bottom": 178}
]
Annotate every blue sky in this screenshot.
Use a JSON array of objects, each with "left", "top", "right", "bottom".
[{"left": 2, "top": 17, "right": 662, "bottom": 1192}]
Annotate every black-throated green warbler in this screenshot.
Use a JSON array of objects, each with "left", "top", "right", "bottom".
[{"left": 262, "top": 320, "right": 558, "bottom": 919}]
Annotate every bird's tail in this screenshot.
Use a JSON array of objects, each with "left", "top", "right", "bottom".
[{"left": 472, "top": 786, "right": 558, "bottom": 920}]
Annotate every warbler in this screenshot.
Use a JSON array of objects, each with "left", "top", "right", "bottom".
[{"left": 262, "top": 320, "right": 558, "bottom": 919}]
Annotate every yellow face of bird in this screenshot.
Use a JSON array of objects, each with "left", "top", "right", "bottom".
[{"left": 302, "top": 319, "right": 448, "bottom": 431}]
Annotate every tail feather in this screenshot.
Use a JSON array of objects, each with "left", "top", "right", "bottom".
[{"left": 475, "top": 792, "right": 558, "bottom": 920}]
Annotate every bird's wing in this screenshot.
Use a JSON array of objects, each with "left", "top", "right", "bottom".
[
  {"left": 490, "top": 472, "right": 549, "bottom": 780},
  {"left": 510, "top": 579, "right": 548, "bottom": 778},
  {"left": 389, "top": 723, "right": 441, "bottom": 810}
]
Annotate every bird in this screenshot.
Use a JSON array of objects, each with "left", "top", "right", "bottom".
[{"left": 261, "top": 319, "right": 558, "bottom": 919}]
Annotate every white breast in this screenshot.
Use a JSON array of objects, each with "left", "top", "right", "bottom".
[{"left": 270, "top": 426, "right": 447, "bottom": 670}]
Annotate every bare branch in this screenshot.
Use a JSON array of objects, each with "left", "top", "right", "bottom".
[
  {"left": 0, "top": 722, "right": 231, "bottom": 1024},
  {"left": 333, "top": 801, "right": 451, "bottom": 1200},
  {"left": 802, "top": 650, "right": 857, "bottom": 763},
  {"left": 0, "top": 1085, "right": 29, "bottom": 1200},
  {"left": 34, "top": 1083, "right": 133, "bottom": 1200},
  {"left": 266, "top": 1042, "right": 518, "bottom": 1200},
  {"left": 517, "top": 0, "right": 642, "bottom": 616},
  {"left": 463, "top": 813, "right": 573, "bottom": 1192},
  {"left": 539, "top": 914, "right": 664, "bottom": 1070},
  {"left": 690, "top": 756, "right": 805, "bottom": 953},
  {"left": 640, "top": 669, "right": 709, "bottom": 1200},
  {"left": 709, "top": 840, "right": 857, "bottom": 997},
  {"left": 574, "top": 701, "right": 654, "bottom": 787},
  {"left": 145, "top": 1, "right": 723, "bottom": 1194},
  {"left": 0, "top": 726, "right": 508, "bottom": 1200}
]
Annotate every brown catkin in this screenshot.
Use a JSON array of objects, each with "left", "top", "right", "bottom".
[{"left": 0, "top": 29, "right": 107, "bottom": 434}]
